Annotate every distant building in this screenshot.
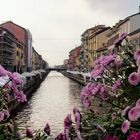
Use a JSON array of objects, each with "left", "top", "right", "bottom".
[
  {"left": 32, "top": 47, "right": 43, "bottom": 70},
  {"left": 68, "top": 45, "right": 82, "bottom": 71},
  {"left": 88, "top": 25, "right": 110, "bottom": 69},
  {"left": 42, "top": 60, "right": 49, "bottom": 69},
  {"left": 69, "top": 49, "right": 75, "bottom": 70},
  {"left": 81, "top": 27, "right": 96, "bottom": 72},
  {"left": 63, "top": 59, "right": 69, "bottom": 69},
  {"left": 108, "top": 12, "right": 140, "bottom": 47},
  {"left": 25, "top": 29, "right": 33, "bottom": 72},
  {"left": 119, "top": 13, "right": 140, "bottom": 35},
  {"left": 0, "top": 27, "right": 16, "bottom": 72},
  {"left": 0, "top": 21, "right": 33, "bottom": 72},
  {"left": 129, "top": 28, "right": 140, "bottom": 50}
]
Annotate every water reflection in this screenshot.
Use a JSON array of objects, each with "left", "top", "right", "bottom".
[{"left": 16, "top": 71, "right": 83, "bottom": 136}]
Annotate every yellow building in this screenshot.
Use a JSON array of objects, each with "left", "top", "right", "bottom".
[
  {"left": 32, "top": 47, "right": 36, "bottom": 70},
  {"left": 15, "top": 42, "right": 25, "bottom": 73},
  {"left": 32, "top": 47, "right": 43, "bottom": 70},
  {"left": 88, "top": 25, "right": 110, "bottom": 69}
]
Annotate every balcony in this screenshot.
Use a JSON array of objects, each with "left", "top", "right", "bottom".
[
  {"left": 0, "top": 48, "right": 14, "bottom": 54},
  {"left": 0, "top": 54, "right": 14, "bottom": 60},
  {"left": 0, "top": 41, "right": 15, "bottom": 48}
]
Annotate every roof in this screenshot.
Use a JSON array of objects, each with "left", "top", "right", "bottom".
[
  {"left": 81, "top": 25, "right": 106, "bottom": 36},
  {"left": 0, "top": 26, "right": 25, "bottom": 45},
  {"left": 0, "top": 26, "right": 15, "bottom": 37},
  {"left": 0, "top": 21, "right": 26, "bottom": 30},
  {"left": 89, "top": 27, "right": 110, "bottom": 39},
  {"left": 117, "top": 12, "right": 140, "bottom": 26}
]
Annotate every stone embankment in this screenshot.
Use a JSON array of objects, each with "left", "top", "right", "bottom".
[{"left": 8, "top": 70, "right": 50, "bottom": 114}]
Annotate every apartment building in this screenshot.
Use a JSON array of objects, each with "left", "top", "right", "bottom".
[{"left": 0, "top": 21, "right": 33, "bottom": 72}]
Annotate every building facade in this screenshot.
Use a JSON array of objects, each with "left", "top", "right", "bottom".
[
  {"left": 25, "top": 29, "right": 33, "bottom": 72},
  {"left": 0, "top": 21, "right": 33, "bottom": 72},
  {"left": 81, "top": 27, "right": 96, "bottom": 72},
  {"left": 32, "top": 47, "right": 43, "bottom": 70},
  {"left": 88, "top": 26, "right": 110, "bottom": 69},
  {"left": 129, "top": 28, "right": 140, "bottom": 50},
  {"left": 0, "top": 27, "right": 16, "bottom": 72}
]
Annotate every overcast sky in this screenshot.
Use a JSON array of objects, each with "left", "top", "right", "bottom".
[{"left": 0, "top": 0, "right": 139, "bottom": 66}]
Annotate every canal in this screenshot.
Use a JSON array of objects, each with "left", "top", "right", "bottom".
[{"left": 16, "top": 71, "right": 83, "bottom": 137}]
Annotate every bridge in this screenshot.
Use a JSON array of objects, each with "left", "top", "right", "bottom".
[{"left": 46, "top": 67, "right": 67, "bottom": 71}]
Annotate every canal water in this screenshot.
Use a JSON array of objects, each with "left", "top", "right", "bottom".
[{"left": 16, "top": 71, "right": 83, "bottom": 137}]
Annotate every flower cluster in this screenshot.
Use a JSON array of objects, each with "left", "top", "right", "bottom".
[
  {"left": 127, "top": 130, "right": 140, "bottom": 140},
  {"left": 0, "top": 65, "right": 52, "bottom": 139},
  {"left": 55, "top": 108, "right": 82, "bottom": 140},
  {"left": 81, "top": 82, "right": 109, "bottom": 108},
  {"left": 76, "top": 33, "right": 140, "bottom": 139}
]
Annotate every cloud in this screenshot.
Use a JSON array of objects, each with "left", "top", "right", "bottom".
[
  {"left": 86, "top": 0, "right": 139, "bottom": 17},
  {"left": 0, "top": 0, "right": 139, "bottom": 65}
]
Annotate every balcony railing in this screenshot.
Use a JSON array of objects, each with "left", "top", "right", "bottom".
[{"left": 0, "top": 41, "right": 15, "bottom": 48}]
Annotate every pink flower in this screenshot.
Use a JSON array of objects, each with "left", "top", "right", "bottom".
[
  {"left": 97, "top": 83, "right": 103, "bottom": 89},
  {"left": 10, "top": 72, "right": 23, "bottom": 85},
  {"left": 104, "top": 135, "right": 119, "bottom": 140},
  {"left": 55, "top": 132, "right": 67, "bottom": 140},
  {"left": 137, "top": 57, "right": 140, "bottom": 66},
  {"left": 0, "top": 112, "right": 4, "bottom": 122},
  {"left": 73, "top": 108, "right": 81, "bottom": 130},
  {"left": 136, "top": 99, "right": 140, "bottom": 108},
  {"left": 73, "top": 107, "right": 80, "bottom": 115},
  {"left": 112, "top": 79, "right": 121, "bottom": 91},
  {"left": 128, "top": 107, "right": 140, "bottom": 121},
  {"left": 103, "top": 55, "right": 116, "bottom": 65},
  {"left": 83, "top": 97, "right": 91, "bottom": 108},
  {"left": 44, "top": 123, "right": 51, "bottom": 135},
  {"left": 26, "top": 128, "right": 33, "bottom": 138},
  {"left": 121, "top": 106, "right": 132, "bottom": 117},
  {"left": 134, "top": 49, "right": 140, "bottom": 60},
  {"left": 64, "top": 114, "right": 72, "bottom": 129},
  {"left": 114, "top": 32, "right": 127, "bottom": 47},
  {"left": 138, "top": 66, "right": 140, "bottom": 73},
  {"left": 80, "top": 84, "right": 91, "bottom": 99},
  {"left": 15, "top": 91, "right": 27, "bottom": 102},
  {"left": 114, "top": 59, "right": 123, "bottom": 67},
  {"left": 0, "top": 65, "right": 7, "bottom": 76},
  {"left": 108, "top": 45, "right": 114, "bottom": 55},
  {"left": 127, "top": 130, "right": 140, "bottom": 140},
  {"left": 91, "top": 87, "right": 99, "bottom": 95},
  {"left": 74, "top": 112, "right": 81, "bottom": 123},
  {"left": 121, "top": 120, "right": 130, "bottom": 133},
  {"left": 6, "top": 70, "right": 12, "bottom": 77},
  {"left": 120, "top": 32, "right": 128, "bottom": 40},
  {"left": 91, "top": 64, "right": 104, "bottom": 78},
  {"left": 4, "top": 83, "right": 11, "bottom": 89},
  {"left": 76, "top": 130, "right": 83, "bottom": 140},
  {"left": 128, "top": 72, "right": 140, "bottom": 86},
  {"left": 75, "top": 112, "right": 81, "bottom": 130},
  {"left": 97, "top": 55, "right": 116, "bottom": 65},
  {"left": 99, "top": 86, "right": 109, "bottom": 101},
  {"left": 100, "top": 85, "right": 108, "bottom": 93}
]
